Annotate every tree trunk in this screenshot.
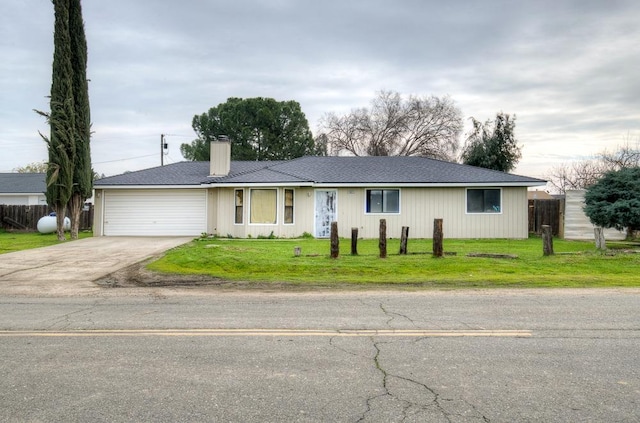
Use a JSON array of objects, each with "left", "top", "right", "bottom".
[
  {"left": 351, "top": 227, "right": 358, "bottom": 255},
  {"left": 627, "top": 227, "right": 636, "bottom": 240},
  {"left": 68, "top": 192, "right": 83, "bottom": 240},
  {"left": 330, "top": 221, "right": 339, "bottom": 259},
  {"left": 542, "top": 225, "right": 554, "bottom": 256},
  {"left": 433, "top": 219, "right": 443, "bottom": 257},
  {"left": 379, "top": 219, "right": 387, "bottom": 259},
  {"left": 594, "top": 227, "right": 606, "bottom": 250},
  {"left": 54, "top": 205, "right": 67, "bottom": 241},
  {"left": 399, "top": 226, "right": 409, "bottom": 254}
]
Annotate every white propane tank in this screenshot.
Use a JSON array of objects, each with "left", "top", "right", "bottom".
[{"left": 37, "top": 213, "right": 71, "bottom": 234}]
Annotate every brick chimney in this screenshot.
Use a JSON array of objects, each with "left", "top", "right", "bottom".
[{"left": 209, "top": 137, "right": 230, "bottom": 177}]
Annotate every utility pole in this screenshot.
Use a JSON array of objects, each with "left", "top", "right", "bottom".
[{"left": 160, "top": 134, "right": 166, "bottom": 166}]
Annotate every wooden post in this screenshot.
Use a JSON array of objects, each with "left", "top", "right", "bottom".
[
  {"left": 351, "top": 227, "right": 358, "bottom": 255},
  {"left": 433, "top": 218, "right": 443, "bottom": 258},
  {"left": 594, "top": 227, "right": 606, "bottom": 250},
  {"left": 330, "top": 221, "right": 339, "bottom": 258},
  {"left": 542, "top": 225, "right": 554, "bottom": 256},
  {"left": 399, "top": 226, "right": 409, "bottom": 254},
  {"left": 379, "top": 219, "right": 387, "bottom": 258}
]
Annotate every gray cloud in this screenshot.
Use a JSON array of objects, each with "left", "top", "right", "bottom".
[{"left": 1, "top": 0, "right": 639, "bottom": 177}]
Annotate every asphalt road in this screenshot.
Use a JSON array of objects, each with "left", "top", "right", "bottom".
[{"left": 1, "top": 289, "right": 639, "bottom": 422}]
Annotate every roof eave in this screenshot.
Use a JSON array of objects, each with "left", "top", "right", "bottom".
[
  {"left": 96, "top": 181, "right": 546, "bottom": 189},
  {"left": 94, "top": 184, "right": 205, "bottom": 189},
  {"left": 201, "top": 181, "right": 314, "bottom": 188},
  {"left": 312, "top": 181, "right": 547, "bottom": 188}
]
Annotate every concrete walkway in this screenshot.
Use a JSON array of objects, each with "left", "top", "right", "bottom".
[{"left": 0, "top": 237, "right": 192, "bottom": 296}]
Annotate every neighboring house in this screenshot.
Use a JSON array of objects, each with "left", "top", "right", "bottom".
[
  {"left": 527, "top": 190, "right": 554, "bottom": 200},
  {"left": 0, "top": 173, "right": 47, "bottom": 206},
  {"left": 564, "top": 189, "right": 626, "bottom": 241},
  {"left": 93, "top": 141, "right": 546, "bottom": 238}
]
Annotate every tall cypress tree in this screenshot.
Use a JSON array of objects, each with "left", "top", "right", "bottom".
[
  {"left": 44, "top": 0, "right": 76, "bottom": 241},
  {"left": 68, "top": 0, "right": 91, "bottom": 239}
]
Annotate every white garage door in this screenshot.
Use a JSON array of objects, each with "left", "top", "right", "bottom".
[{"left": 103, "top": 189, "right": 207, "bottom": 236}]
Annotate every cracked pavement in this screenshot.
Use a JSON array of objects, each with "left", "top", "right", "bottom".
[
  {"left": 348, "top": 302, "right": 492, "bottom": 422},
  {"left": 1, "top": 289, "right": 639, "bottom": 422}
]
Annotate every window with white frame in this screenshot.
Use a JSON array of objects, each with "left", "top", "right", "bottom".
[
  {"left": 466, "top": 188, "right": 501, "bottom": 213},
  {"left": 365, "top": 189, "right": 400, "bottom": 213},
  {"left": 250, "top": 189, "right": 277, "bottom": 224},
  {"left": 234, "top": 189, "right": 243, "bottom": 224},
  {"left": 284, "top": 189, "right": 294, "bottom": 224}
]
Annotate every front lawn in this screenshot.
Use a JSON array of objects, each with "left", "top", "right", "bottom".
[
  {"left": 148, "top": 236, "right": 640, "bottom": 288},
  {"left": 0, "top": 229, "right": 93, "bottom": 254}
]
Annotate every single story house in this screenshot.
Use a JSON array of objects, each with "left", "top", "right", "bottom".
[
  {"left": 93, "top": 141, "right": 546, "bottom": 238},
  {"left": 0, "top": 173, "right": 47, "bottom": 206}
]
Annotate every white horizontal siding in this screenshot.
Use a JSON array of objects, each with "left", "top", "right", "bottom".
[
  {"left": 0, "top": 195, "right": 29, "bottom": 205},
  {"left": 564, "top": 190, "right": 625, "bottom": 240},
  {"left": 335, "top": 187, "right": 528, "bottom": 239},
  {"left": 103, "top": 189, "right": 206, "bottom": 236}
]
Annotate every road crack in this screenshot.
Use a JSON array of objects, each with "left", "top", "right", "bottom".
[
  {"left": 379, "top": 303, "right": 415, "bottom": 327},
  {"left": 356, "top": 338, "right": 491, "bottom": 422},
  {"left": 44, "top": 305, "right": 99, "bottom": 330}
]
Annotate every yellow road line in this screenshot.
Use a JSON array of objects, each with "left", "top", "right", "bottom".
[{"left": 0, "top": 329, "right": 532, "bottom": 338}]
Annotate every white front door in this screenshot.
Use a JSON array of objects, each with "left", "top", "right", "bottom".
[{"left": 315, "top": 190, "right": 337, "bottom": 238}]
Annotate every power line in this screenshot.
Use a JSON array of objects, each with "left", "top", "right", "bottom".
[
  {"left": 93, "top": 154, "right": 157, "bottom": 165},
  {"left": 162, "top": 134, "right": 193, "bottom": 138}
]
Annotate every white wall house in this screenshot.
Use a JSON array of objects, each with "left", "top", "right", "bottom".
[
  {"left": 93, "top": 141, "right": 546, "bottom": 238},
  {"left": 0, "top": 173, "right": 47, "bottom": 206}
]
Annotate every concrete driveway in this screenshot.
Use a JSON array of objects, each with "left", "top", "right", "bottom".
[{"left": 0, "top": 237, "right": 192, "bottom": 296}]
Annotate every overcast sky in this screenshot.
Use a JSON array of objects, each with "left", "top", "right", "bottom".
[{"left": 2, "top": 0, "right": 639, "bottom": 179}]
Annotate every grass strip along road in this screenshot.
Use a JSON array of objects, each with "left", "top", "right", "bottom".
[{"left": 148, "top": 237, "right": 640, "bottom": 288}]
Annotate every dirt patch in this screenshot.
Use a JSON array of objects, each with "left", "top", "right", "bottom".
[
  {"left": 94, "top": 259, "right": 438, "bottom": 292},
  {"left": 95, "top": 259, "right": 347, "bottom": 291},
  {"left": 96, "top": 258, "right": 234, "bottom": 288}
]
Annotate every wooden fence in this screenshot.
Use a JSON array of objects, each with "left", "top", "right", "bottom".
[
  {"left": 0, "top": 205, "right": 94, "bottom": 232},
  {"left": 528, "top": 199, "right": 563, "bottom": 237}
]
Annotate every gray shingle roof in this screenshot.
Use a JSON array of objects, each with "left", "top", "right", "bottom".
[
  {"left": 95, "top": 157, "right": 546, "bottom": 187},
  {"left": 95, "top": 162, "right": 281, "bottom": 185},
  {"left": 262, "top": 156, "right": 544, "bottom": 184},
  {"left": 0, "top": 173, "right": 46, "bottom": 193}
]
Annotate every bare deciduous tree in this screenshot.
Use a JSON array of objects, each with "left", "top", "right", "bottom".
[
  {"left": 599, "top": 139, "right": 640, "bottom": 170},
  {"left": 546, "top": 136, "right": 640, "bottom": 194},
  {"left": 546, "top": 161, "right": 606, "bottom": 194},
  {"left": 318, "top": 91, "right": 463, "bottom": 160},
  {"left": 13, "top": 161, "right": 49, "bottom": 173}
]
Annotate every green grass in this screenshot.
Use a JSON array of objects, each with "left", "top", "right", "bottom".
[
  {"left": 148, "top": 236, "right": 640, "bottom": 288},
  {"left": 0, "top": 229, "right": 93, "bottom": 254}
]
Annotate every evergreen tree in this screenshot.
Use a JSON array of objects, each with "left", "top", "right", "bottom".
[
  {"left": 41, "top": 0, "right": 76, "bottom": 241},
  {"left": 182, "top": 97, "right": 316, "bottom": 161},
  {"left": 36, "top": 0, "right": 91, "bottom": 240},
  {"left": 461, "top": 112, "right": 522, "bottom": 172},
  {"left": 584, "top": 167, "right": 640, "bottom": 239},
  {"left": 67, "top": 0, "right": 92, "bottom": 240}
]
